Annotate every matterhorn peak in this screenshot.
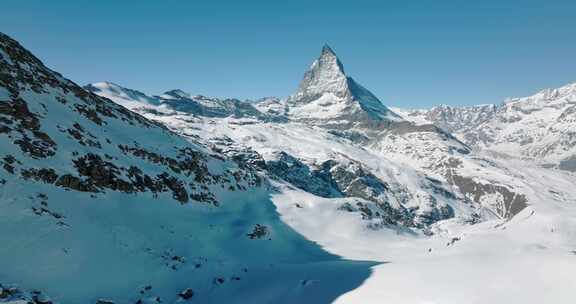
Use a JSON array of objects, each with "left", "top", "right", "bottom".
[
  {"left": 321, "top": 43, "right": 335, "bottom": 54},
  {"left": 294, "top": 44, "right": 348, "bottom": 101},
  {"left": 288, "top": 45, "right": 400, "bottom": 126},
  {"left": 319, "top": 44, "right": 341, "bottom": 66}
]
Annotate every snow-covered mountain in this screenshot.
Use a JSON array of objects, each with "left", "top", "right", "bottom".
[
  {"left": 397, "top": 82, "right": 576, "bottom": 171},
  {"left": 0, "top": 32, "right": 378, "bottom": 304},
  {"left": 286, "top": 45, "right": 401, "bottom": 128},
  {"left": 88, "top": 46, "right": 546, "bottom": 228},
  {"left": 392, "top": 103, "right": 497, "bottom": 134},
  {"left": 85, "top": 45, "right": 576, "bottom": 304},
  {"left": 87, "top": 81, "right": 274, "bottom": 121},
  {"left": 3, "top": 32, "right": 576, "bottom": 304}
]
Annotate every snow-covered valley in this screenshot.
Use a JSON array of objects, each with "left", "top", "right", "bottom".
[{"left": 1, "top": 31, "right": 576, "bottom": 303}]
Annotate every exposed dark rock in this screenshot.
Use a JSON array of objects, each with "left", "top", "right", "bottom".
[
  {"left": 55, "top": 174, "right": 96, "bottom": 192},
  {"left": 266, "top": 152, "right": 430, "bottom": 227},
  {"left": 446, "top": 170, "right": 527, "bottom": 219},
  {"left": 1, "top": 155, "right": 18, "bottom": 174},
  {"left": 118, "top": 145, "right": 209, "bottom": 183},
  {"left": 247, "top": 224, "right": 269, "bottom": 239},
  {"left": 73, "top": 153, "right": 133, "bottom": 192},
  {"left": 447, "top": 237, "right": 461, "bottom": 246},
  {"left": 327, "top": 129, "right": 370, "bottom": 143},
  {"left": 266, "top": 152, "right": 340, "bottom": 198},
  {"left": 66, "top": 123, "right": 101, "bottom": 148},
  {"left": 178, "top": 288, "right": 194, "bottom": 300},
  {"left": 157, "top": 172, "right": 188, "bottom": 203},
  {"left": 0, "top": 97, "right": 57, "bottom": 158},
  {"left": 21, "top": 168, "right": 58, "bottom": 184},
  {"left": 210, "top": 137, "right": 267, "bottom": 170}
]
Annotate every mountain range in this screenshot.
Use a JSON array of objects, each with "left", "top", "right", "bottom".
[
  {"left": 1, "top": 32, "right": 576, "bottom": 303},
  {"left": 396, "top": 83, "right": 576, "bottom": 171}
]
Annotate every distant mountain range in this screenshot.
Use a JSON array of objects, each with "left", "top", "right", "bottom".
[{"left": 395, "top": 82, "right": 576, "bottom": 171}]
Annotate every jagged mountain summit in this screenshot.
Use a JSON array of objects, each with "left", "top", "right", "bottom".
[
  {"left": 287, "top": 45, "right": 402, "bottom": 128},
  {"left": 88, "top": 46, "right": 405, "bottom": 130},
  {"left": 468, "top": 82, "right": 576, "bottom": 169},
  {"left": 393, "top": 103, "right": 497, "bottom": 134},
  {"left": 397, "top": 82, "right": 576, "bottom": 171}
]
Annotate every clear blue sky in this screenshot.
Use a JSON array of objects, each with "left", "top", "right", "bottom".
[{"left": 2, "top": 0, "right": 575, "bottom": 108}]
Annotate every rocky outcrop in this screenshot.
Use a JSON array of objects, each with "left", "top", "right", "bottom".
[
  {"left": 266, "top": 152, "right": 340, "bottom": 198},
  {"left": 210, "top": 136, "right": 267, "bottom": 170},
  {"left": 265, "top": 151, "right": 456, "bottom": 228},
  {"left": 0, "top": 97, "right": 57, "bottom": 158},
  {"left": 443, "top": 158, "right": 527, "bottom": 219}
]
